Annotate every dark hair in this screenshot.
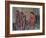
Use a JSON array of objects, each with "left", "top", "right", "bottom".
[
  {"left": 16, "top": 10, "right": 19, "bottom": 12},
  {"left": 30, "top": 12, "right": 35, "bottom": 15},
  {"left": 21, "top": 12, "right": 24, "bottom": 15}
]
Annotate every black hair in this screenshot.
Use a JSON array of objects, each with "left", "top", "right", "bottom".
[
  {"left": 30, "top": 12, "right": 35, "bottom": 15},
  {"left": 16, "top": 10, "right": 19, "bottom": 12},
  {"left": 21, "top": 12, "right": 24, "bottom": 15}
]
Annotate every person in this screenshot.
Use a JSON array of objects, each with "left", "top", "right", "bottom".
[
  {"left": 15, "top": 11, "right": 25, "bottom": 30},
  {"left": 16, "top": 10, "right": 20, "bottom": 26},
  {"left": 19, "top": 12, "right": 25, "bottom": 30},
  {"left": 14, "top": 10, "right": 21, "bottom": 30},
  {"left": 29, "top": 12, "right": 36, "bottom": 29}
]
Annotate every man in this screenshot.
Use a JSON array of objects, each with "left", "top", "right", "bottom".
[
  {"left": 15, "top": 11, "right": 25, "bottom": 30},
  {"left": 19, "top": 12, "right": 25, "bottom": 30}
]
